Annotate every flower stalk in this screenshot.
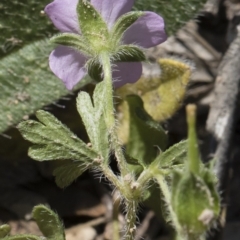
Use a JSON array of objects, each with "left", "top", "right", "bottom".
[
  {"left": 125, "top": 200, "right": 137, "bottom": 240},
  {"left": 100, "top": 52, "right": 115, "bottom": 131},
  {"left": 100, "top": 52, "right": 130, "bottom": 176},
  {"left": 154, "top": 174, "right": 183, "bottom": 236},
  {"left": 186, "top": 104, "right": 200, "bottom": 175}
]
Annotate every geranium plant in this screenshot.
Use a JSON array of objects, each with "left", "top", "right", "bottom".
[{"left": 1, "top": 0, "right": 220, "bottom": 240}]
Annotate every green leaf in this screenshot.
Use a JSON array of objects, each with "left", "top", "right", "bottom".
[
  {"left": 125, "top": 154, "right": 144, "bottom": 177},
  {"left": 50, "top": 33, "right": 93, "bottom": 57},
  {"left": 33, "top": 205, "right": 65, "bottom": 240},
  {"left": 18, "top": 110, "right": 99, "bottom": 161},
  {"left": 0, "top": 39, "right": 91, "bottom": 133},
  {"left": 111, "top": 11, "right": 144, "bottom": 45},
  {"left": 125, "top": 95, "right": 168, "bottom": 167},
  {"left": 134, "top": 0, "right": 207, "bottom": 35},
  {"left": 0, "top": 225, "right": 10, "bottom": 238},
  {"left": 77, "top": 82, "right": 109, "bottom": 161},
  {"left": 0, "top": 0, "right": 56, "bottom": 57},
  {"left": 153, "top": 140, "right": 188, "bottom": 168},
  {"left": 53, "top": 161, "right": 87, "bottom": 188}
]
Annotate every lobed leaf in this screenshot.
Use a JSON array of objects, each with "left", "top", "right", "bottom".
[
  {"left": 18, "top": 110, "right": 99, "bottom": 162},
  {"left": 77, "top": 82, "right": 109, "bottom": 161}
]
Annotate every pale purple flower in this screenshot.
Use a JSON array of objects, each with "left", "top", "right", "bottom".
[{"left": 45, "top": 0, "right": 167, "bottom": 90}]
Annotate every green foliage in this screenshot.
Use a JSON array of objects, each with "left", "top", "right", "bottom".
[
  {"left": 0, "top": 1, "right": 92, "bottom": 134},
  {"left": 117, "top": 59, "right": 191, "bottom": 144},
  {"left": 125, "top": 95, "right": 168, "bottom": 167},
  {"left": 134, "top": 0, "right": 207, "bottom": 35},
  {"left": 0, "top": 0, "right": 55, "bottom": 57},
  {"left": 0, "top": 225, "right": 10, "bottom": 238},
  {"left": 17, "top": 83, "right": 110, "bottom": 188},
  {"left": 53, "top": 161, "right": 87, "bottom": 188},
  {"left": 153, "top": 140, "right": 188, "bottom": 168},
  {"left": 0, "top": 39, "right": 91, "bottom": 133},
  {"left": 18, "top": 110, "right": 99, "bottom": 161},
  {"left": 169, "top": 105, "right": 220, "bottom": 237},
  {"left": 77, "top": 82, "right": 109, "bottom": 161},
  {"left": 0, "top": 205, "right": 64, "bottom": 240},
  {"left": 33, "top": 205, "right": 65, "bottom": 240}
]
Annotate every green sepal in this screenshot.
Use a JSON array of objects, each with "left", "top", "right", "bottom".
[
  {"left": 111, "top": 11, "right": 144, "bottom": 45},
  {"left": 77, "top": 0, "right": 109, "bottom": 52},
  {"left": 0, "top": 225, "right": 10, "bottom": 238},
  {"left": 77, "top": 82, "right": 109, "bottom": 162},
  {"left": 200, "top": 168, "right": 220, "bottom": 214},
  {"left": 126, "top": 95, "right": 168, "bottom": 167},
  {"left": 86, "top": 58, "right": 103, "bottom": 82},
  {"left": 33, "top": 205, "right": 65, "bottom": 240},
  {"left": 53, "top": 161, "right": 87, "bottom": 188},
  {"left": 50, "top": 33, "right": 93, "bottom": 57},
  {"left": 152, "top": 140, "right": 188, "bottom": 169},
  {"left": 113, "top": 45, "right": 146, "bottom": 62},
  {"left": 18, "top": 110, "right": 99, "bottom": 161}
]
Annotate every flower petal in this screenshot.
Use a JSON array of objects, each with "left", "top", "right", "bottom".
[
  {"left": 91, "top": 0, "right": 134, "bottom": 29},
  {"left": 112, "top": 62, "right": 142, "bottom": 88},
  {"left": 44, "top": 0, "right": 80, "bottom": 33},
  {"left": 123, "top": 11, "right": 167, "bottom": 48},
  {"left": 49, "top": 46, "right": 87, "bottom": 90}
]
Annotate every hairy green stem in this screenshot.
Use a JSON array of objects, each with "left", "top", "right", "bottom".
[
  {"left": 186, "top": 104, "right": 200, "bottom": 175},
  {"left": 100, "top": 52, "right": 115, "bottom": 131},
  {"left": 155, "top": 174, "right": 183, "bottom": 237},
  {"left": 113, "top": 191, "right": 121, "bottom": 240},
  {"left": 111, "top": 133, "right": 129, "bottom": 176},
  {"left": 100, "top": 52, "right": 129, "bottom": 176},
  {"left": 101, "top": 164, "right": 125, "bottom": 192},
  {"left": 125, "top": 200, "right": 137, "bottom": 240}
]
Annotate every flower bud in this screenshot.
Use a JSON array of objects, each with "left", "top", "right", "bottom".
[{"left": 171, "top": 171, "right": 219, "bottom": 236}]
